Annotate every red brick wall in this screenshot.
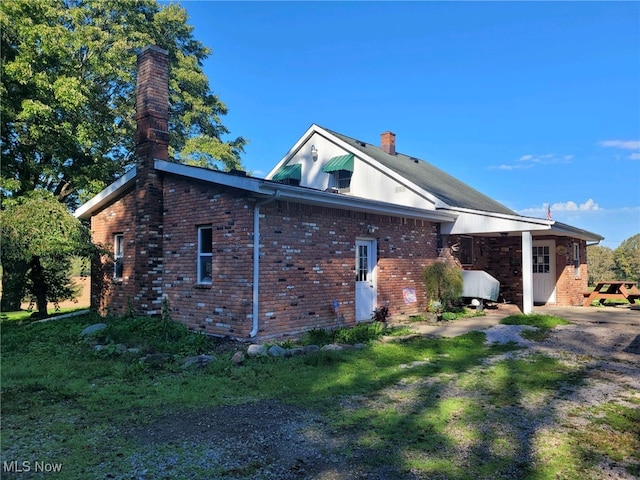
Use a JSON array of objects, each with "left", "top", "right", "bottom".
[
  {"left": 161, "top": 177, "right": 254, "bottom": 337},
  {"left": 158, "top": 176, "right": 438, "bottom": 339},
  {"left": 446, "top": 234, "right": 588, "bottom": 307},
  {"left": 90, "top": 188, "right": 137, "bottom": 315}
]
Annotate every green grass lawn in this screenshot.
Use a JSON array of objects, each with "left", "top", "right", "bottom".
[{"left": 1, "top": 312, "right": 637, "bottom": 479}]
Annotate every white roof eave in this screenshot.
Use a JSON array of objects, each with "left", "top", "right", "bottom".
[{"left": 74, "top": 167, "right": 137, "bottom": 220}]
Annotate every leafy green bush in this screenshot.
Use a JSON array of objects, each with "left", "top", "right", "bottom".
[{"left": 422, "top": 261, "right": 463, "bottom": 307}]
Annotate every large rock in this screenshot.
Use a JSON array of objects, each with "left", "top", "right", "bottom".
[
  {"left": 268, "top": 345, "right": 287, "bottom": 357},
  {"left": 284, "top": 347, "right": 305, "bottom": 358},
  {"left": 80, "top": 323, "right": 107, "bottom": 337},
  {"left": 247, "top": 344, "right": 267, "bottom": 357},
  {"left": 181, "top": 354, "right": 217, "bottom": 369},
  {"left": 231, "top": 351, "right": 245, "bottom": 365},
  {"left": 140, "top": 353, "right": 173, "bottom": 366},
  {"left": 302, "top": 345, "right": 320, "bottom": 354},
  {"left": 321, "top": 344, "right": 343, "bottom": 352}
]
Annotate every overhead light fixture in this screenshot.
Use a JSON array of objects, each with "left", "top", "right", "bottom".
[{"left": 310, "top": 145, "right": 318, "bottom": 162}]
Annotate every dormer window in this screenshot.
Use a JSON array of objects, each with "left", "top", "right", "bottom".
[
  {"left": 322, "top": 154, "right": 354, "bottom": 193},
  {"left": 272, "top": 163, "right": 301, "bottom": 186}
]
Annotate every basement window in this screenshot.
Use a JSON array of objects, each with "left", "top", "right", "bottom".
[
  {"left": 114, "top": 233, "right": 124, "bottom": 280},
  {"left": 197, "top": 226, "right": 213, "bottom": 284}
]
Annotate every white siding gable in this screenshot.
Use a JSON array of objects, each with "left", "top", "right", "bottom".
[{"left": 267, "top": 126, "right": 438, "bottom": 211}]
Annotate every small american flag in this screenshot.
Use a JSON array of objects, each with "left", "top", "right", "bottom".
[{"left": 546, "top": 203, "right": 552, "bottom": 220}]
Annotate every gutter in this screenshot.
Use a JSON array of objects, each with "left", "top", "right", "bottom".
[{"left": 250, "top": 190, "right": 280, "bottom": 338}]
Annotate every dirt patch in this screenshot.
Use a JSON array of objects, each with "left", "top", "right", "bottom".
[
  {"left": 124, "top": 401, "right": 362, "bottom": 479},
  {"left": 115, "top": 309, "right": 639, "bottom": 479},
  {"left": 19, "top": 276, "right": 90, "bottom": 311}
]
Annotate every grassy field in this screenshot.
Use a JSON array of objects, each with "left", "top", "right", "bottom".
[{"left": 1, "top": 312, "right": 638, "bottom": 479}]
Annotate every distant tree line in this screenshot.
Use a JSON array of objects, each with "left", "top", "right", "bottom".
[{"left": 587, "top": 234, "right": 640, "bottom": 286}]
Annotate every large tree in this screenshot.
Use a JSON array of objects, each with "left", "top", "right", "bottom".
[
  {"left": 0, "top": 190, "right": 97, "bottom": 315},
  {"left": 1, "top": 0, "right": 246, "bottom": 209},
  {"left": 1, "top": 0, "right": 246, "bottom": 311}
]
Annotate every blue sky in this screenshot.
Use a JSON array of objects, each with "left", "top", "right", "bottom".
[{"left": 176, "top": 1, "right": 639, "bottom": 249}]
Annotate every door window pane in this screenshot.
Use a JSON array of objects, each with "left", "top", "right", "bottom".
[{"left": 357, "top": 245, "right": 368, "bottom": 282}]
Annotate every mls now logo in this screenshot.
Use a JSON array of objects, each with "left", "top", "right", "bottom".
[{"left": 3, "top": 460, "right": 63, "bottom": 473}]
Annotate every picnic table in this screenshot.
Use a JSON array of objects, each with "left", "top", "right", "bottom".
[{"left": 583, "top": 281, "right": 640, "bottom": 307}]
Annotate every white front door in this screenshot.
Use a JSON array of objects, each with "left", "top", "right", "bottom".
[
  {"left": 532, "top": 240, "right": 556, "bottom": 304},
  {"left": 355, "top": 239, "right": 377, "bottom": 321}
]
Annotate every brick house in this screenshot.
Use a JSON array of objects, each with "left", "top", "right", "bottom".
[{"left": 75, "top": 46, "right": 602, "bottom": 340}]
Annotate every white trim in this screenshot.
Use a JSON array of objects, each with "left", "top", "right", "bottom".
[
  {"left": 522, "top": 232, "right": 533, "bottom": 314},
  {"left": 155, "top": 160, "right": 457, "bottom": 223},
  {"left": 74, "top": 168, "right": 137, "bottom": 220}
]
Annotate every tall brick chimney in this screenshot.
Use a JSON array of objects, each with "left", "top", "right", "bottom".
[
  {"left": 133, "top": 45, "right": 169, "bottom": 315},
  {"left": 381, "top": 131, "right": 396, "bottom": 155}
]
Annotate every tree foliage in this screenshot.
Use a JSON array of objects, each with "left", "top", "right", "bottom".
[
  {"left": 587, "top": 234, "right": 640, "bottom": 286},
  {"left": 586, "top": 245, "right": 616, "bottom": 286},
  {"left": 422, "top": 260, "right": 464, "bottom": 308},
  {"left": 0, "top": 190, "right": 98, "bottom": 315},
  {"left": 0, "top": 0, "right": 246, "bottom": 209},
  {"left": 613, "top": 233, "right": 640, "bottom": 284}
]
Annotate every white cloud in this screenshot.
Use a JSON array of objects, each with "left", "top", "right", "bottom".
[
  {"left": 599, "top": 140, "right": 640, "bottom": 150},
  {"left": 551, "top": 198, "right": 601, "bottom": 212},
  {"left": 489, "top": 152, "right": 573, "bottom": 170},
  {"left": 599, "top": 140, "right": 640, "bottom": 160},
  {"left": 490, "top": 163, "right": 534, "bottom": 171},
  {"left": 518, "top": 199, "right": 601, "bottom": 217}
]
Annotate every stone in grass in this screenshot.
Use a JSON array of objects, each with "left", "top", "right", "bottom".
[
  {"left": 140, "top": 353, "right": 173, "bottom": 366},
  {"left": 231, "top": 351, "right": 245, "bottom": 365},
  {"left": 247, "top": 344, "right": 267, "bottom": 357},
  {"left": 302, "top": 345, "right": 320, "bottom": 354},
  {"left": 284, "top": 347, "right": 305, "bottom": 358},
  {"left": 268, "top": 345, "right": 287, "bottom": 357},
  {"left": 321, "top": 344, "right": 344, "bottom": 352},
  {"left": 80, "top": 323, "right": 107, "bottom": 337},
  {"left": 181, "top": 354, "right": 217, "bottom": 369}
]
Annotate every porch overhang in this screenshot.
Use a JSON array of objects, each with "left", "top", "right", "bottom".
[{"left": 438, "top": 207, "right": 552, "bottom": 236}]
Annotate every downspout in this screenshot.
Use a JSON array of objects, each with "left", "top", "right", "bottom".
[{"left": 250, "top": 190, "right": 280, "bottom": 338}]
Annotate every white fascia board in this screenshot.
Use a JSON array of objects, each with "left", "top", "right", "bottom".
[
  {"left": 156, "top": 159, "right": 456, "bottom": 223},
  {"left": 439, "top": 207, "right": 553, "bottom": 235},
  {"left": 548, "top": 221, "right": 604, "bottom": 243},
  {"left": 156, "top": 159, "right": 266, "bottom": 194},
  {"left": 74, "top": 167, "right": 137, "bottom": 220}
]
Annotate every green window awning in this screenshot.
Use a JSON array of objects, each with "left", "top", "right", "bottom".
[
  {"left": 272, "top": 163, "right": 301, "bottom": 182},
  {"left": 321, "top": 154, "right": 354, "bottom": 173}
]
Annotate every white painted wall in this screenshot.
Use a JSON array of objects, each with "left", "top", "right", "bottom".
[{"left": 282, "top": 133, "right": 436, "bottom": 210}]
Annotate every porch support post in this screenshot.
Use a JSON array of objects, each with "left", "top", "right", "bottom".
[{"left": 522, "top": 231, "right": 533, "bottom": 314}]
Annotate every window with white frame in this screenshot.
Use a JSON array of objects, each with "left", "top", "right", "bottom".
[
  {"left": 114, "top": 233, "right": 124, "bottom": 280},
  {"left": 197, "top": 226, "right": 213, "bottom": 284},
  {"left": 573, "top": 243, "right": 580, "bottom": 278}
]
